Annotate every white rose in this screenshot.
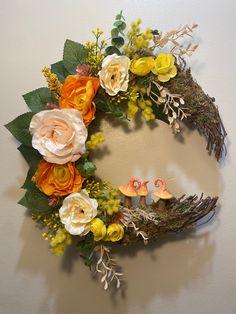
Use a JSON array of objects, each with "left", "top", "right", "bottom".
[
  {"left": 29, "top": 109, "right": 87, "bottom": 164},
  {"left": 98, "top": 54, "right": 130, "bottom": 96},
  {"left": 59, "top": 190, "right": 98, "bottom": 235}
]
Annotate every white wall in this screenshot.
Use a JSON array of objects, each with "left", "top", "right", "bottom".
[{"left": 0, "top": 0, "right": 236, "bottom": 313}]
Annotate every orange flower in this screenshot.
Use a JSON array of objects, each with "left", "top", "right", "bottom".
[
  {"left": 59, "top": 75, "right": 100, "bottom": 126},
  {"left": 32, "top": 160, "right": 84, "bottom": 196}
]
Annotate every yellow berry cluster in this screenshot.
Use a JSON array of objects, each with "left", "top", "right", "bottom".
[
  {"left": 86, "top": 28, "right": 106, "bottom": 75},
  {"left": 50, "top": 228, "right": 72, "bottom": 256},
  {"left": 42, "top": 67, "right": 62, "bottom": 99},
  {"left": 86, "top": 132, "right": 106, "bottom": 151},
  {"left": 32, "top": 211, "right": 62, "bottom": 241},
  {"left": 83, "top": 178, "right": 121, "bottom": 216},
  {"left": 97, "top": 181, "right": 121, "bottom": 216},
  {"left": 83, "top": 178, "right": 103, "bottom": 199},
  {"left": 124, "top": 19, "right": 153, "bottom": 57},
  {"left": 110, "top": 85, "right": 139, "bottom": 114},
  {"left": 127, "top": 85, "right": 155, "bottom": 121}
]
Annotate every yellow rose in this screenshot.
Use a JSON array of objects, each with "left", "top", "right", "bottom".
[
  {"left": 106, "top": 223, "right": 124, "bottom": 242},
  {"left": 130, "top": 57, "right": 154, "bottom": 76},
  {"left": 90, "top": 218, "right": 107, "bottom": 241},
  {"left": 152, "top": 53, "right": 177, "bottom": 82}
]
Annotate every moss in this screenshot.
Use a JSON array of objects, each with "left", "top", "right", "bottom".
[{"left": 121, "top": 195, "right": 218, "bottom": 245}]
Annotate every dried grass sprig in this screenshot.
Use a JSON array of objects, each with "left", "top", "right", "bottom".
[
  {"left": 120, "top": 207, "right": 153, "bottom": 244},
  {"left": 151, "top": 24, "right": 199, "bottom": 57},
  {"left": 94, "top": 245, "right": 123, "bottom": 290},
  {"left": 147, "top": 80, "right": 190, "bottom": 133}
]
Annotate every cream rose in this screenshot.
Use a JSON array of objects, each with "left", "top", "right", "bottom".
[
  {"left": 98, "top": 54, "right": 130, "bottom": 96},
  {"left": 29, "top": 109, "right": 87, "bottom": 164},
  {"left": 59, "top": 190, "right": 98, "bottom": 235}
]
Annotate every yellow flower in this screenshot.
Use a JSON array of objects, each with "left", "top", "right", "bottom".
[
  {"left": 130, "top": 57, "right": 154, "bottom": 76},
  {"left": 106, "top": 223, "right": 124, "bottom": 242},
  {"left": 50, "top": 228, "right": 72, "bottom": 256},
  {"left": 90, "top": 218, "right": 107, "bottom": 241},
  {"left": 152, "top": 53, "right": 177, "bottom": 82},
  {"left": 86, "top": 132, "right": 106, "bottom": 151}
]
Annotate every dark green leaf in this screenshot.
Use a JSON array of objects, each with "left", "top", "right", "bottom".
[
  {"left": 17, "top": 145, "right": 42, "bottom": 167},
  {"left": 152, "top": 104, "right": 169, "bottom": 124},
  {"left": 18, "top": 189, "right": 52, "bottom": 212},
  {"left": 76, "top": 158, "right": 96, "bottom": 177},
  {"left": 111, "top": 36, "right": 125, "bottom": 48},
  {"left": 105, "top": 46, "right": 121, "bottom": 56},
  {"left": 21, "top": 167, "right": 37, "bottom": 190},
  {"left": 115, "top": 14, "right": 122, "bottom": 20},
  {"left": 63, "top": 39, "right": 88, "bottom": 74},
  {"left": 23, "top": 87, "right": 56, "bottom": 113},
  {"left": 5, "top": 112, "right": 34, "bottom": 146},
  {"left": 136, "top": 75, "right": 153, "bottom": 88},
  {"left": 111, "top": 28, "right": 119, "bottom": 38},
  {"left": 95, "top": 96, "right": 126, "bottom": 120},
  {"left": 77, "top": 237, "right": 95, "bottom": 267},
  {"left": 51, "top": 61, "right": 70, "bottom": 83},
  {"left": 114, "top": 20, "right": 125, "bottom": 28}
]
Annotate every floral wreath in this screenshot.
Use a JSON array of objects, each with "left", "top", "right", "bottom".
[{"left": 6, "top": 12, "right": 227, "bottom": 291}]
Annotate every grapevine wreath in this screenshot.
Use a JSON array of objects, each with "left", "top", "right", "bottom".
[{"left": 6, "top": 13, "right": 227, "bottom": 290}]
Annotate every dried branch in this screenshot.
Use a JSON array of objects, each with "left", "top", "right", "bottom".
[
  {"left": 165, "top": 66, "right": 227, "bottom": 160},
  {"left": 94, "top": 245, "right": 123, "bottom": 290},
  {"left": 121, "top": 195, "right": 218, "bottom": 245}
]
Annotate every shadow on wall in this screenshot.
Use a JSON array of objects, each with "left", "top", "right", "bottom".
[
  {"left": 90, "top": 111, "right": 224, "bottom": 198},
  {"left": 15, "top": 213, "right": 217, "bottom": 314},
  {"left": 14, "top": 110, "right": 223, "bottom": 314}
]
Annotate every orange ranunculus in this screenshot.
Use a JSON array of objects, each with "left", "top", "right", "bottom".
[
  {"left": 59, "top": 75, "right": 100, "bottom": 127},
  {"left": 32, "top": 160, "right": 84, "bottom": 196}
]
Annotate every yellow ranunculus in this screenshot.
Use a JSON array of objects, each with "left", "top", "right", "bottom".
[
  {"left": 130, "top": 57, "right": 155, "bottom": 76},
  {"left": 152, "top": 53, "right": 177, "bottom": 82},
  {"left": 90, "top": 218, "right": 107, "bottom": 241},
  {"left": 106, "top": 223, "right": 124, "bottom": 242}
]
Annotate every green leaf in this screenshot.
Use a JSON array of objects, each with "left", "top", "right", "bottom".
[
  {"left": 115, "top": 14, "right": 122, "bottom": 20},
  {"left": 76, "top": 158, "right": 96, "bottom": 177},
  {"left": 152, "top": 104, "right": 169, "bottom": 124},
  {"left": 77, "top": 237, "right": 95, "bottom": 267},
  {"left": 105, "top": 46, "right": 121, "bottom": 56},
  {"left": 51, "top": 61, "right": 70, "bottom": 83},
  {"left": 111, "top": 28, "right": 119, "bottom": 38},
  {"left": 17, "top": 145, "right": 42, "bottom": 167},
  {"left": 21, "top": 167, "right": 37, "bottom": 190},
  {"left": 95, "top": 96, "right": 126, "bottom": 120},
  {"left": 5, "top": 112, "right": 34, "bottom": 146},
  {"left": 116, "top": 10, "right": 125, "bottom": 21},
  {"left": 23, "top": 87, "right": 56, "bottom": 113},
  {"left": 63, "top": 39, "right": 89, "bottom": 74},
  {"left": 18, "top": 189, "right": 52, "bottom": 212},
  {"left": 111, "top": 36, "right": 125, "bottom": 48},
  {"left": 113, "top": 20, "right": 126, "bottom": 29}
]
